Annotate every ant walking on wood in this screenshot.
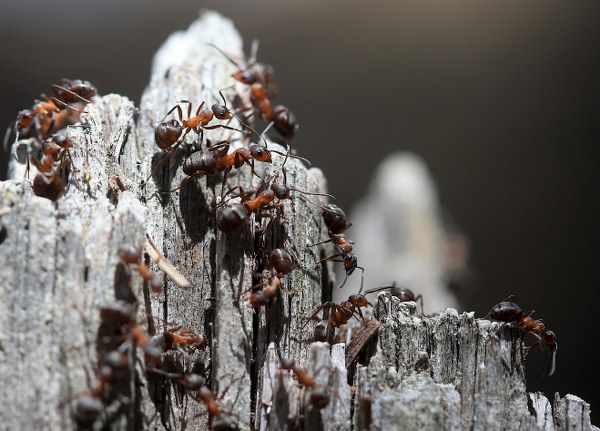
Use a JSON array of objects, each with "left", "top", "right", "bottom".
[{"left": 487, "top": 295, "right": 557, "bottom": 376}]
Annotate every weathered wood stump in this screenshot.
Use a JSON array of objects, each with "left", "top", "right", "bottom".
[{"left": 0, "top": 10, "right": 595, "bottom": 431}]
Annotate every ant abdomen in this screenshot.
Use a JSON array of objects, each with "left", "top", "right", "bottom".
[
  {"left": 272, "top": 105, "right": 298, "bottom": 139},
  {"left": 182, "top": 151, "right": 215, "bottom": 176},
  {"left": 155, "top": 120, "right": 182, "bottom": 150},
  {"left": 217, "top": 203, "right": 250, "bottom": 231},
  {"left": 489, "top": 301, "right": 523, "bottom": 323}
]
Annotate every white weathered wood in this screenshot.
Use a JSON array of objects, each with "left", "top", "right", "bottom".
[{"left": 0, "top": 10, "right": 596, "bottom": 431}]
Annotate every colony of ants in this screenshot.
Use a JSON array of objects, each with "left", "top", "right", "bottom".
[
  {"left": 7, "top": 78, "right": 97, "bottom": 201},
  {"left": 5, "top": 40, "right": 559, "bottom": 431}
]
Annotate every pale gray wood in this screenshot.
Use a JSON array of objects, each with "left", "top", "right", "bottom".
[
  {"left": 350, "top": 293, "right": 599, "bottom": 431},
  {"left": 0, "top": 9, "right": 596, "bottom": 431}
]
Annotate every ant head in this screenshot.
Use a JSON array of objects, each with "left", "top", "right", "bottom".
[
  {"left": 42, "top": 137, "right": 61, "bottom": 156},
  {"left": 349, "top": 294, "right": 371, "bottom": 308},
  {"left": 253, "top": 63, "right": 275, "bottom": 84},
  {"left": 16, "top": 109, "right": 33, "bottom": 129},
  {"left": 155, "top": 120, "right": 182, "bottom": 150},
  {"left": 544, "top": 330, "right": 557, "bottom": 348},
  {"left": 249, "top": 143, "right": 272, "bottom": 162},
  {"left": 118, "top": 245, "right": 142, "bottom": 264},
  {"left": 211, "top": 103, "right": 233, "bottom": 120},
  {"left": 233, "top": 69, "right": 257, "bottom": 85},
  {"left": 46, "top": 134, "right": 72, "bottom": 150},
  {"left": 343, "top": 253, "right": 358, "bottom": 275},
  {"left": 270, "top": 182, "right": 291, "bottom": 200}
]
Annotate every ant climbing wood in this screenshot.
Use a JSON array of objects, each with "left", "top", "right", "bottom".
[{"left": 487, "top": 296, "right": 557, "bottom": 376}]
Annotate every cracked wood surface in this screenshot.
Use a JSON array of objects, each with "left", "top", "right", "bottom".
[{"left": 0, "top": 10, "right": 596, "bottom": 431}]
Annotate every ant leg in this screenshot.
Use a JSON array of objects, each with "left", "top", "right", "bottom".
[
  {"left": 144, "top": 130, "right": 190, "bottom": 183},
  {"left": 337, "top": 273, "right": 350, "bottom": 289},
  {"left": 202, "top": 124, "right": 244, "bottom": 135},
  {"left": 415, "top": 295, "right": 424, "bottom": 314},
  {"left": 50, "top": 84, "right": 92, "bottom": 104},
  {"left": 304, "top": 303, "right": 331, "bottom": 327},
  {"left": 356, "top": 266, "right": 365, "bottom": 292},
  {"left": 161, "top": 104, "right": 184, "bottom": 123},
  {"left": 164, "top": 175, "right": 198, "bottom": 194},
  {"left": 195, "top": 101, "right": 207, "bottom": 118}
]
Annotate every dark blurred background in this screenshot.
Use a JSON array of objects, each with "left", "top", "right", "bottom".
[{"left": 1, "top": 0, "right": 598, "bottom": 422}]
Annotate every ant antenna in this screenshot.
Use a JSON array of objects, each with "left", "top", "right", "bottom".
[
  {"left": 249, "top": 39, "right": 260, "bottom": 65},
  {"left": 207, "top": 43, "right": 244, "bottom": 69},
  {"left": 217, "top": 87, "right": 264, "bottom": 142},
  {"left": 338, "top": 266, "right": 365, "bottom": 291}
]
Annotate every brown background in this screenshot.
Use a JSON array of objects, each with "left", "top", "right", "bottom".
[{"left": 0, "top": 0, "right": 598, "bottom": 422}]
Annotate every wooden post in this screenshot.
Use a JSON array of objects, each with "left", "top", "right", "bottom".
[{"left": 0, "top": 10, "right": 596, "bottom": 431}]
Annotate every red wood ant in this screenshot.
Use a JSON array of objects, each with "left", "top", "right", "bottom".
[
  {"left": 488, "top": 296, "right": 557, "bottom": 376},
  {"left": 29, "top": 134, "right": 76, "bottom": 201},
  {"left": 279, "top": 358, "right": 330, "bottom": 410},
  {"left": 246, "top": 248, "right": 297, "bottom": 308},
  {"left": 145, "top": 369, "right": 239, "bottom": 430},
  {"left": 208, "top": 41, "right": 298, "bottom": 139},
  {"left": 118, "top": 245, "right": 163, "bottom": 293},
  {"left": 363, "top": 282, "right": 424, "bottom": 313},
  {"left": 217, "top": 177, "right": 332, "bottom": 231},
  {"left": 306, "top": 294, "right": 372, "bottom": 337},
  {"left": 13, "top": 78, "right": 96, "bottom": 144},
  {"left": 208, "top": 40, "right": 276, "bottom": 96},
  {"left": 148, "top": 90, "right": 262, "bottom": 182},
  {"left": 313, "top": 204, "right": 364, "bottom": 289}
]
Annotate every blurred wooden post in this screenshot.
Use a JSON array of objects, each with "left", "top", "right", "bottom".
[{"left": 0, "top": 10, "right": 596, "bottom": 431}]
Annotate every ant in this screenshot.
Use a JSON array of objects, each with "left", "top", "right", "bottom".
[
  {"left": 363, "top": 283, "right": 424, "bottom": 313},
  {"left": 146, "top": 369, "right": 240, "bottom": 430},
  {"left": 305, "top": 294, "right": 372, "bottom": 345},
  {"left": 29, "top": 134, "right": 78, "bottom": 201},
  {"left": 279, "top": 358, "right": 330, "bottom": 410},
  {"left": 488, "top": 296, "right": 557, "bottom": 376},
  {"left": 118, "top": 245, "right": 163, "bottom": 293},
  {"left": 313, "top": 204, "right": 364, "bottom": 289},
  {"left": 246, "top": 248, "right": 297, "bottom": 308},
  {"left": 8, "top": 79, "right": 96, "bottom": 184},
  {"left": 148, "top": 90, "right": 261, "bottom": 183},
  {"left": 209, "top": 41, "right": 298, "bottom": 140},
  {"left": 217, "top": 174, "right": 331, "bottom": 231},
  {"left": 209, "top": 40, "right": 275, "bottom": 90},
  {"left": 11, "top": 79, "right": 96, "bottom": 153}
]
